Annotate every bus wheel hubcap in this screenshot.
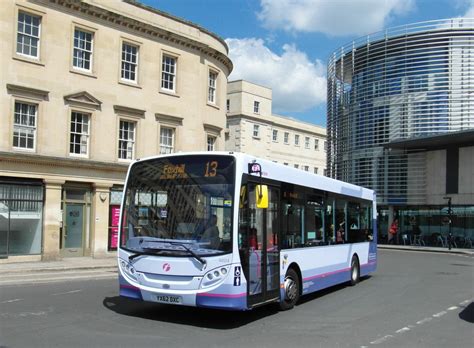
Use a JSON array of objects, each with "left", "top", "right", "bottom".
[{"left": 285, "top": 277, "right": 297, "bottom": 301}]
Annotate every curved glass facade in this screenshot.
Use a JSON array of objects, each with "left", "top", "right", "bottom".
[{"left": 327, "top": 19, "right": 474, "bottom": 246}]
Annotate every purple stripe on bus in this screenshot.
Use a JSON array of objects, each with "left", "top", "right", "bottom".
[
  {"left": 197, "top": 292, "right": 246, "bottom": 299},
  {"left": 303, "top": 267, "right": 351, "bottom": 281},
  {"left": 120, "top": 284, "right": 140, "bottom": 290}
]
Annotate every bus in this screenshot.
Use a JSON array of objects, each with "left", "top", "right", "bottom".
[{"left": 118, "top": 152, "right": 377, "bottom": 311}]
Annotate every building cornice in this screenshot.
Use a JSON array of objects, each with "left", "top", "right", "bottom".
[
  {"left": 7, "top": 84, "right": 49, "bottom": 100},
  {"left": 43, "top": 0, "right": 233, "bottom": 73},
  {"left": 155, "top": 113, "right": 183, "bottom": 126},
  {"left": 0, "top": 152, "right": 129, "bottom": 173},
  {"left": 203, "top": 123, "right": 223, "bottom": 135},
  {"left": 64, "top": 91, "right": 102, "bottom": 110},
  {"left": 114, "top": 105, "right": 146, "bottom": 118}
]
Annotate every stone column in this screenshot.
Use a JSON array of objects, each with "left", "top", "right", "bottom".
[
  {"left": 42, "top": 179, "right": 65, "bottom": 261},
  {"left": 92, "top": 183, "right": 113, "bottom": 258}
]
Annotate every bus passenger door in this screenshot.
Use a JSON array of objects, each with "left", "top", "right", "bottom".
[{"left": 243, "top": 183, "right": 280, "bottom": 307}]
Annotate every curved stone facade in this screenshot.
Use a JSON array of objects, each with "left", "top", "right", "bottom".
[{"left": 0, "top": 0, "right": 232, "bottom": 261}]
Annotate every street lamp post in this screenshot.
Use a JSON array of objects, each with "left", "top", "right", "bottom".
[{"left": 443, "top": 197, "right": 453, "bottom": 250}]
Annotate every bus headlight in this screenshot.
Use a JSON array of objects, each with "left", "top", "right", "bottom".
[
  {"left": 201, "top": 266, "right": 231, "bottom": 288},
  {"left": 119, "top": 259, "right": 137, "bottom": 281}
]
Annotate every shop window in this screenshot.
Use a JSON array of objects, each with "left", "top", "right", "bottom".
[{"left": 0, "top": 182, "right": 43, "bottom": 257}]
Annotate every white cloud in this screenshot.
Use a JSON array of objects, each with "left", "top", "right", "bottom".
[
  {"left": 258, "top": 0, "right": 414, "bottom": 36},
  {"left": 463, "top": 0, "right": 474, "bottom": 17},
  {"left": 226, "top": 38, "right": 326, "bottom": 114}
]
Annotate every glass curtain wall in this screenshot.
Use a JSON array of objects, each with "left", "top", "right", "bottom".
[{"left": 379, "top": 206, "right": 474, "bottom": 248}]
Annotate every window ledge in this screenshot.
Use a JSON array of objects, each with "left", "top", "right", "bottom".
[
  {"left": 69, "top": 68, "right": 97, "bottom": 79},
  {"left": 118, "top": 158, "right": 133, "bottom": 163},
  {"left": 69, "top": 154, "right": 90, "bottom": 159},
  {"left": 13, "top": 55, "right": 45, "bottom": 66},
  {"left": 252, "top": 136, "right": 261, "bottom": 140},
  {"left": 207, "top": 102, "right": 220, "bottom": 110},
  {"left": 12, "top": 147, "right": 36, "bottom": 153},
  {"left": 119, "top": 80, "right": 142, "bottom": 89},
  {"left": 159, "top": 89, "right": 180, "bottom": 98}
]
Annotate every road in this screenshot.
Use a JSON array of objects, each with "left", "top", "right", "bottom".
[{"left": 1, "top": 249, "right": 473, "bottom": 348}]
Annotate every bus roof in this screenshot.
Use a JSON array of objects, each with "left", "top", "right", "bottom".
[{"left": 129, "top": 151, "right": 375, "bottom": 201}]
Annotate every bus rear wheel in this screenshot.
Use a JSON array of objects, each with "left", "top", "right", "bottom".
[
  {"left": 280, "top": 268, "right": 300, "bottom": 310},
  {"left": 350, "top": 255, "right": 360, "bottom": 286}
]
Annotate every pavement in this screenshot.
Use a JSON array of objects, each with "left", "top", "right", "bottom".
[
  {"left": 0, "top": 255, "right": 118, "bottom": 286},
  {"left": 0, "top": 245, "right": 472, "bottom": 278}
]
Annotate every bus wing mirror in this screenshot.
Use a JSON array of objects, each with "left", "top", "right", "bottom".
[{"left": 256, "top": 185, "right": 268, "bottom": 209}]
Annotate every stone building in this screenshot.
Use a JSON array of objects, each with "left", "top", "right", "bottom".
[
  {"left": 0, "top": 0, "right": 232, "bottom": 261},
  {"left": 226, "top": 80, "right": 327, "bottom": 174}
]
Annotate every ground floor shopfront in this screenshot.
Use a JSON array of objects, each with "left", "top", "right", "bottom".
[
  {"left": 0, "top": 153, "right": 127, "bottom": 263},
  {"left": 378, "top": 206, "right": 474, "bottom": 249}
]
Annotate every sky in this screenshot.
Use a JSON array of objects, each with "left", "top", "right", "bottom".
[{"left": 142, "top": 0, "right": 474, "bottom": 126}]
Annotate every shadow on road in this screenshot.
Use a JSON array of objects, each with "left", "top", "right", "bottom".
[
  {"left": 102, "top": 277, "right": 368, "bottom": 329},
  {"left": 459, "top": 302, "right": 474, "bottom": 323},
  {"left": 297, "top": 275, "right": 371, "bottom": 306},
  {"left": 103, "top": 296, "right": 278, "bottom": 329}
]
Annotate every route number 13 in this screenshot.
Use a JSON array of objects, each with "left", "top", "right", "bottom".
[{"left": 205, "top": 161, "right": 218, "bottom": 177}]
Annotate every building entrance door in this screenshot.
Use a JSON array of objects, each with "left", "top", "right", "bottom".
[{"left": 62, "top": 203, "right": 85, "bottom": 257}]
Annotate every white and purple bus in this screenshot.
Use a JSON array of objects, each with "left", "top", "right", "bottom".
[{"left": 118, "top": 152, "right": 377, "bottom": 310}]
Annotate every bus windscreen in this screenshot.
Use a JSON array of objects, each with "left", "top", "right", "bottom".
[{"left": 120, "top": 155, "right": 235, "bottom": 256}]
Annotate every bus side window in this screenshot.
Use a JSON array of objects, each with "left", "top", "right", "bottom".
[{"left": 324, "top": 198, "right": 335, "bottom": 244}]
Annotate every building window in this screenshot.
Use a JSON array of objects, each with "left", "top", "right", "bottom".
[
  {"left": 73, "top": 28, "right": 93, "bottom": 71},
  {"left": 314, "top": 167, "right": 318, "bottom": 174},
  {"left": 161, "top": 54, "right": 176, "bottom": 92},
  {"left": 324, "top": 141, "right": 328, "bottom": 151},
  {"left": 304, "top": 165, "right": 309, "bottom": 171},
  {"left": 121, "top": 42, "right": 138, "bottom": 82},
  {"left": 254, "top": 101, "right": 260, "bottom": 114},
  {"left": 272, "top": 129, "right": 278, "bottom": 141},
  {"left": 13, "top": 101, "right": 37, "bottom": 150},
  {"left": 16, "top": 11, "right": 41, "bottom": 59},
  {"left": 295, "top": 134, "right": 300, "bottom": 146},
  {"left": 323, "top": 169, "right": 327, "bottom": 176},
  {"left": 284, "top": 132, "right": 289, "bottom": 144},
  {"left": 70, "top": 111, "right": 90, "bottom": 156},
  {"left": 314, "top": 139, "right": 319, "bottom": 150},
  {"left": 226, "top": 99, "right": 230, "bottom": 112},
  {"left": 253, "top": 124, "right": 260, "bottom": 138},
  {"left": 284, "top": 162, "right": 288, "bottom": 166},
  {"left": 294, "top": 164, "right": 299, "bottom": 169},
  {"left": 118, "top": 120, "right": 136, "bottom": 160},
  {"left": 160, "top": 127, "right": 174, "bottom": 154},
  {"left": 208, "top": 70, "right": 217, "bottom": 104},
  {"left": 207, "top": 135, "right": 216, "bottom": 151},
  {"left": 305, "top": 137, "right": 310, "bottom": 149}
]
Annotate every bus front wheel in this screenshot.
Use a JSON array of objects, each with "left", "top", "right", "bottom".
[
  {"left": 350, "top": 255, "right": 360, "bottom": 286},
  {"left": 280, "top": 268, "right": 300, "bottom": 310}
]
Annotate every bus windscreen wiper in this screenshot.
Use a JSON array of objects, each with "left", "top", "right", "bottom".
[
  {"left": 128, "top": 249, "right": 166, "bottom": 261},
  {"left": 169, "top": 242, "right": 207, "bottom": 270}
]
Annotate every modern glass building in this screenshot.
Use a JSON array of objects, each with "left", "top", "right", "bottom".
[{"left": 327, "top": 19, "right": 474, "bottom": 247}]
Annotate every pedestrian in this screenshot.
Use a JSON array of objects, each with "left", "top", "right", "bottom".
[{"left": 388, "top": 218, "right": 398, "bottom": 244}]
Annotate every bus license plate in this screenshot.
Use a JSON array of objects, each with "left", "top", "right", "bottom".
[{"left": 156, "top": 295, "right": 182, "bottom": 304}]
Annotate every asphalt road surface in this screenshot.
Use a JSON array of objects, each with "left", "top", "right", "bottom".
[{"left": 1, "top": 249, "right": 473, "bottom": 348}]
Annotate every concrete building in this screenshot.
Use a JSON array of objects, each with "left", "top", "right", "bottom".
[
  {"left": 226, "top": 80, "right": 327, "bottom": 173},
  {"left": 0, "top": 0, "right": 232, "bottom": 261},
  {"left": 327, "top": 19, "right": 474, "bottom": 246}
]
